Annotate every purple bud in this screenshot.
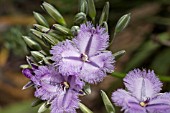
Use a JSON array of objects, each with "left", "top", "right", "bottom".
[{"left": 22, "top": 68, "right": 34, "bottom": 78}]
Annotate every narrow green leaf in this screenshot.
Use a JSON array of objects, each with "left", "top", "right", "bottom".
[
  {"left": 33, "top": 12, "right": 49, "bottom": 27},
  {"left": 101, "top": 21, "right": 108, "bottom": 32},
  {"left": 114, "top": 13, "right": 131, "bottom": 35},
  {"left": 30, "top": 29, "right": 43, "bottom": 39},
  {"left": 79, "top": 103, "right": 93, "bottom": 113},
  {"left": 20, "top": 64, "right": 30, "bottom": 69},
  {"left": 33, "top": 24, "right": 50, "bottom": 33},
  {"left": 80, "top": 0, "right": 88, "bottom": 14},
  {"left": 22, "top": 36, "right": 41, "bottom": 51},
  {"left": 31, "top": 28, "right": 63, "bottom": 42},
  {"left": 38, "top": 102, "right": 49, "bottom": 113},
  {"left": 110, "top": 14, "right": 130, "bottom": 46},
  {"left": 101, "top": 90, "right": 115, "bottom": 113},
  {"left": 87, "top": 0, "right": 96, "bottom": 22},
  {"left": 42, "top": 34, "right": 59, "bottom": 45},
  {"left": 30, "top": 29, "right": 53, "bottom": 48},
  {"left": 42, "top": 2, "right": 66, "bottom": 26},
  {"left": 31, "top": 99, "right": 44, "bottom": 107},
  {"left": 26, "top": 56, "right": 34, "bottom": 66},
  {"left": 42, "top": 57, "right": 52, "bottom": 65},
  {"left": 74, "top": 12, "right": 86, "bottom": 25},
  {"left": 22, "top": 81, "right": 34, "bottom": 90},
  {"left": 48, "top": 32, "right": 65, "bottom": 41},
  {"left": 83, "top": 83, "right": 91, "bottom": 95},
  {"left": 52, "top": 24, "right": 71, "bottom": 35},
  {"left": 31, "top": 51, "right": 45, "bottom": 62},
  {"left": 112, "top": 50, "right": 126, "bottom": 60},
  {"left": 30, "top": 29, "right": 50, "bottom": 50},
  {"left": 99, "top": 2, "right": 109, "bottom": 25}
]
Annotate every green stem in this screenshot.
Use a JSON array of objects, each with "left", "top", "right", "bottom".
[
  {"left": 111, "top": 72, "right": 170, "bottom": 82},
  {"left": 111, "top": 72, "right": 124, "bottom": 78}
]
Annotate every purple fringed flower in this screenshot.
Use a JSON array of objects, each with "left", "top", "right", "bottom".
[
  {"left": 22, "top": 65, "right": 84, "bottom": 113},
  {"left": 112, "top": 69, "right": 170, "bottom": 113},
  {"left": 50, "top": 22, "right": 115, "bottom": 84}
]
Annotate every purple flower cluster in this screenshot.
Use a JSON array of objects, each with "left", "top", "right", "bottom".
[
  {"left": 22, "top": 21, "right": 170, "bottom": 113},
  {"left": 112, "top": 69, "right": 170, "bottom": 113},
  {"left": 22, "top": 22, "right": 115, "bottom": 113}
]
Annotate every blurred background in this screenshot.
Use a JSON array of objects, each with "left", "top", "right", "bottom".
[{"left": 0, "top": 0, "right": 169, "bottom": 113}]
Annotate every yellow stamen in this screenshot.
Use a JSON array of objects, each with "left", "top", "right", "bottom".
[
  {"left": 140, "top": 102, "right": 147, "bottom": 107},
  {"left": 63, "top": 82, "right": 70, "bottom": 89}
]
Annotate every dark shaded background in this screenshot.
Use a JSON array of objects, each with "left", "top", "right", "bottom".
[{"left": 0, "top": 0, "right": 170, "bottom": 113}]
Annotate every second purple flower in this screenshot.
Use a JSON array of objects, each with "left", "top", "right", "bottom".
[
  {"left": 22, "top": 64, "right": 84, "bottom": 113},
  {"left": 112, "top": 69, "right": 170, "bottom": 113}
]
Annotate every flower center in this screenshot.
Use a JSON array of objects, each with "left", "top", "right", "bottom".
[
  {"left": 81, "top": 53, "right": 89, "bottom": 62},
  {"left": 139, "top": 102, "right": 147, "bottom": 107},
  {"left": 139, "top": 98, "right": 150, "bottom": 107},
  {"left": 62, "top": 81, "right": 70, "bottom": 89}
]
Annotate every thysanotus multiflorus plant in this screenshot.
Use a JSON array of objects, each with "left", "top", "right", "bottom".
[{"left": 21, "top": 0, "right": 170, "bottom": 113}]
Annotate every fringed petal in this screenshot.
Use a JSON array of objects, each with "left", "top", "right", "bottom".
[
  {"left": 73, "top": 22, "right": 109, "bottom": 57},
  {"left": 80, "top": 62, "right": 106, "bottom": 84},
  {"left": 112, "top": 89, "right": 146, "bottom": 113},
  {"left": 90, "top": 51, "right": 115, "bottom": 73},
  {"left": 58, "top": 60, "right": 82, "bottom": 76},
  {"left": 34, "top": 87, "right": 58, "bottom": 101},
  {"left": 123, "top": 69, "right": 163, "bottom": 100},
  {"left": 146, "top": 93, "right": 170, "bottom": 113},
  {"left": 69, "top": 75, "right": 84, "bottom": 92},
  {"left": 50, "top": 40, "right": 80, "bottom": 64},
  {"left": 33, "top": 65, "right": 63, "bottom": 100},
  {"left": 79, "top": 51, "right": 114, "bottom": 84},
  {"left": 50, "top": 40, "right": 82, "bottom": 76},
  {"left": 51, "top": 90, "right": 79, "bottom": 113}
]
